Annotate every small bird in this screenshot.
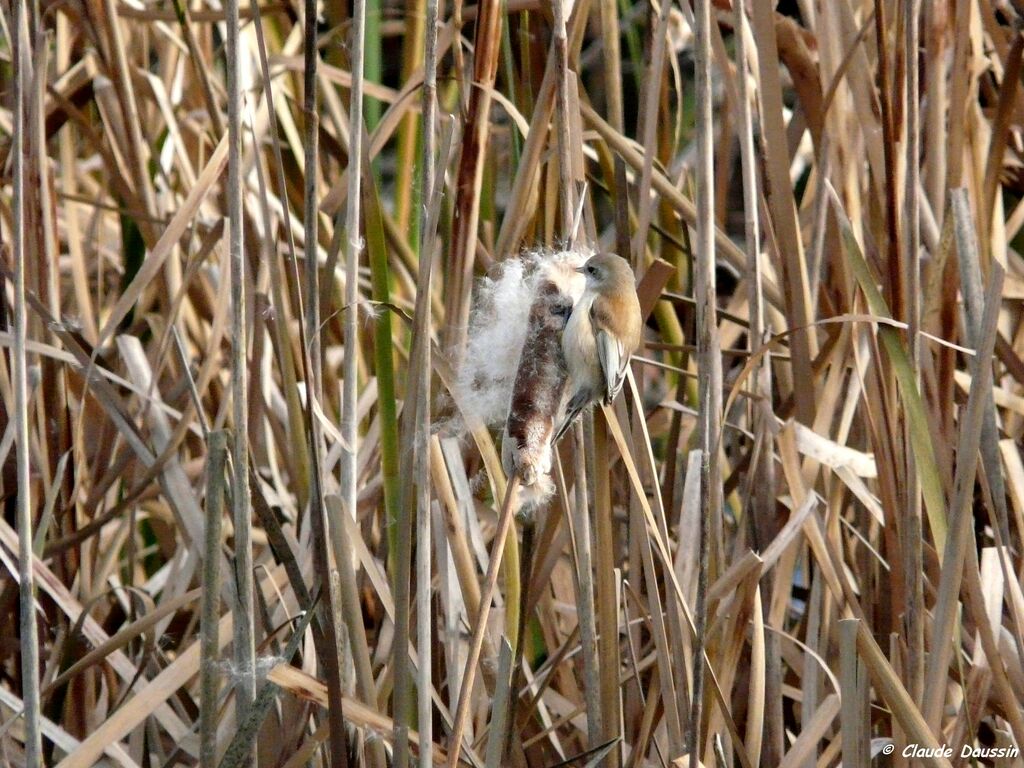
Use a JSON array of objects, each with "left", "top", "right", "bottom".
[{"left": 555, "top": 252, "right": 642, "bottom": 441}]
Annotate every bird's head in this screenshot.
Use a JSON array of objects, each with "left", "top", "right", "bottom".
[{"left": 576, "top": 252, "right": 635, "bottom": 294}]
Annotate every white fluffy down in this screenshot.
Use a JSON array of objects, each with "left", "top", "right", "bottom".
[{"left": 454, "top": 249, "right": 589, "bottom": 430}]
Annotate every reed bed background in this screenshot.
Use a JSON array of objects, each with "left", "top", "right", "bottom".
[{"left": 2, "top": 0, "right": 1024, "bottom": 765}]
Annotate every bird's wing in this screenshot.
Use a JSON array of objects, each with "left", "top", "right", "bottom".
[
  {"left": 595, "top": 328, "right": 628, "bottom": 404},
  {"left": 592, "top": 299, "right": 628, "bottom": 403}
]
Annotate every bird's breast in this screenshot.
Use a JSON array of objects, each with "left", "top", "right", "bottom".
[{"left": 563, "top": 293, "right": 601, "bottom": 390}]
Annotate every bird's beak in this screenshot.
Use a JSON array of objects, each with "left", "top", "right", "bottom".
[{"left": 575, "top": 266, "right": 586, "bottom": 274}]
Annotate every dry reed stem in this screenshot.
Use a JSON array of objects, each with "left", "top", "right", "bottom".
[
  {"left": 901, "top": 0, "right": 925, "bottom": 711},
  {"left": 200, "top": 430, "right": 227, "bottom": 766},
  {"left": 224, "top": 0, "right": 257, "bottom": 729},
  {"left": 690, "top": 0, "right": 721, "bottom": 759},
  {"left": 552, "top": 0, "right": 575, "bottom": 236},
  {"left": 302, "top": 0, "right": 322, "bottom": 389},
  {"left": 11, "top": 0, "right": 42, "bottom": 762},
  {"left": 415, "top": 5, "right": 441, "bottom": 768}
]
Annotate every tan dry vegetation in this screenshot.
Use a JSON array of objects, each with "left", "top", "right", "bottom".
[{"left": 2, "top": 0, "right": 1024, "bottom": 766}]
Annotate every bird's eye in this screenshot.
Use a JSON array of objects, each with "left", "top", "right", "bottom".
[{"left": 586, "top": 265, "right": 598, "bottom": 276}]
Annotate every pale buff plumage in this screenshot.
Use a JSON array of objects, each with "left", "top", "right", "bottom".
[{"left": 556, "top": 253, "right": 642, "bottom": 441}]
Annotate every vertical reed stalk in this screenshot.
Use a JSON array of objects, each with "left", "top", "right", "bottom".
[
  {"left": 225, "top": 0, "right": 256, "bottom": 730},
  {"left": 303, "top": 0, "right": 322, "bottom": 388},
  {"left": 922, "top": 2, "right": 947, "bottom": 218},
  {"left": 334, "top": 0, "right": 368, "bottom": 763},
  {"left": 419, "top": 0, "right": 439, "bottom": 336},
  {"left": 12, "top": 1, "right": 42, "bottom": 761},
  {"left": 598, "top": 0, "right": 623, "bottom": 132},
  {"left": 901, "top": 0, "right": 924, "bottom": 706},
  {"left": 592, "top": 415, "right": 621, "bottom": 767},
  {"left": 507, "top": 498, "right": 546, "bottom": 758},
  {"left": 393, "top": 0, "right": 441, "bottom": 754},
  {"left": 484, "top": 640, "right": 515, "bottom": 768},
  {"left": 748, "top": 0, "right": 815, "bottom": 426},
  {"left": 690, "top": 0, "right": 721, "bottom": 757},
  {"left": 571, "top": 424, "right": 603, "bottom": 749},
  {"left": 874, "top": 0, "right": 903, "bottom": 319},
  {"left": 552, "top": 0, "right": 575, "bottom": 234},
  {"left": 341, "top": 0, "right": 367, "bottom": 552},
  {"left": 363, "top": 149, "right": 402, "bottom": 620},
  {"left": 395, "top": 59, "right": 450, "bottom": 768},
  {"left": 201, "top": 430, "right": 227, "bottom": 766},
  {"left": 416, "top": 496, "right": 433, "bottom": 768},
  {"left": 415, "top": 3, "right": 440, "bottom": 766},
  {"left": 839, "top": 619, "right": 867, "bottom": 767},
  {"left": 252, "top": 1, "right": 349, "bottom": 760}
]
